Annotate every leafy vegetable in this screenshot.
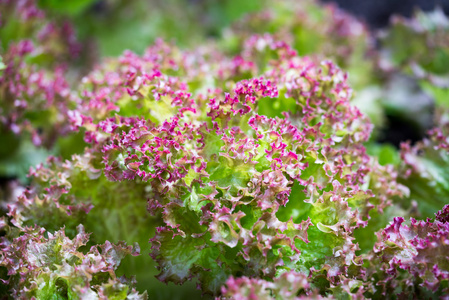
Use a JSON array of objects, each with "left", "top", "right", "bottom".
[{"left": 1, "top": 0, "right": 449, "bottom": 299}]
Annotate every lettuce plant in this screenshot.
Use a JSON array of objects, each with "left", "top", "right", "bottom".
[
  {"left": 0, "top": 0, "right": 84, "bottom": 180},
  {"left": 6, "top": 31, "right": 411, "bottom": 297},
  {"left": 379, "top": 8, "right": 449, "bottom": 88},
  {"left": 0, "top": 222, "right": 146, "bottom": 299},
  {"left": 364, "top": 205, "right": 449, "bottom": 298},
  {"left": 398, "top": 110, "right": 449, "bottom": 219},
  {"left": 377, "top": 8, "right": 449, "bottom": 139}
]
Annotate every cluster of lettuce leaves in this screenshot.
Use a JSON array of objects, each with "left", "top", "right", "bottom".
[{"left": 1, "top": 0, "right": 449, "bottom": 299}]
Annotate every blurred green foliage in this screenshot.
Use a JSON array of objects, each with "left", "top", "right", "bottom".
[
  {"left": 38, "top": 0, "right": 96, "bottom": 16},
  {"left": 37, "top": 0, "right": 264, "bottom": 57}
]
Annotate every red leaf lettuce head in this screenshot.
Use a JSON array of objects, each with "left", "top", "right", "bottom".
[
  {"left": 366, "top": 205, "right": 449, "bottom": 298},
  {"left": 0, "top": 223, "right": 146, "bottom": 299}
]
